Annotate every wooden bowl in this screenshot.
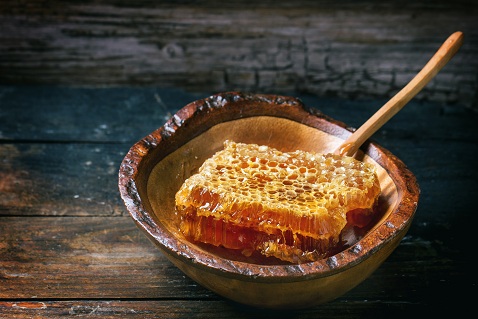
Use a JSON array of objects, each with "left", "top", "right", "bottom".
[{"left": 118, "top": 92, "right": 420, "bottom": 309}]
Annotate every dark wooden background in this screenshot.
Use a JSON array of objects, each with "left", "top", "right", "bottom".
[
  {"left": 0, "top": 0, "right": 477, "bottom": 110},
  {"left": 1, "top": 1, "right": 477, "bottom": 318}
]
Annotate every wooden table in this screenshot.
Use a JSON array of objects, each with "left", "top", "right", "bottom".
[{"left": 0, "top": 86, "right": 476, "bottom": 318}]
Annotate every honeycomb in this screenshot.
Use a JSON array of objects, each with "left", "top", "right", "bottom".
[{"left": 175, "top": 140, "right": 381, "bottom": 263}]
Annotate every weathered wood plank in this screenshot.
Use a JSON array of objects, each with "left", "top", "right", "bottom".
[
  {"left": 0, "top": 299, "right": 444, "bottom": 318},
  {"left": 0, "top": 86, "right": 205, "bottom": 144},
  {"left": 0, "top": 216, "right": 214, "bottom": 299},
  {"left": 0, "top": 216, "right": 471, "bottom": 313},
  {"left": 0, "top": 143, "right": 127, "bottom": 216},
  {"left": 0, "top": 86, "right": 476, "bottom": 143},
  {"left": 0, "top": 1, "right": 476, "bottom": 109}
]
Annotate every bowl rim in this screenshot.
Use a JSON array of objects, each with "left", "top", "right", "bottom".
[{"left": 118, "top": 91, "right": 420, "bottom": 283}]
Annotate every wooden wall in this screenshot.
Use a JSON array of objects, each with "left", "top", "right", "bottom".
[{"left": 1, "top": 0, "right": 477, "bottom": 109}]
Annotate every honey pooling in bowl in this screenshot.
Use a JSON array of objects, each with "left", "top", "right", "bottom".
[{"left": 175, "top": 140, "right": 381, "bottom": 263}]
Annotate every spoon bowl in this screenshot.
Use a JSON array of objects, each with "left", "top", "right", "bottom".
[{"left": 118, "top": 92, "right": 420, "bottom": 309}]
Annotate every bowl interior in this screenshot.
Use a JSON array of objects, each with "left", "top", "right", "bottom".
[{"left": 146, "top": 116, "right": 399, "bottom": 265}]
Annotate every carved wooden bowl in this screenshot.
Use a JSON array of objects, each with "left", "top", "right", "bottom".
[{"left": 118, "top": 92, "right": 420, "bottom": 309}]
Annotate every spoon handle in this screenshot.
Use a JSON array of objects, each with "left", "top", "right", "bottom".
[{"left": 335, "top": 31, "right": 464, "bottom": 157}]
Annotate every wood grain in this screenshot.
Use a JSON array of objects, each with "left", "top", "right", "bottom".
[
  {"left": 0, "top": 216, "right": 214, "bottom": 299},
  {"left": 0, "top": 298, "right": 452, "bottom": 318},
  {"left": 0, "top": 86, "right": 476, "bottom": 316},
  {"left": 0, "top": 216, "right": 470, "bottom": 316},
  {"left": 0, "top": 0, "right": 476, "bottom": 109}
]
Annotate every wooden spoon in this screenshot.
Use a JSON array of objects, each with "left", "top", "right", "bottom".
[{"left": 335, "top": 31, "right": 464, "bottom": 157}]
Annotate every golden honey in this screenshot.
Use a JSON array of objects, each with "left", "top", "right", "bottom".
[{"left": 175, "top": 141, "right": 381, "bottom": 263}]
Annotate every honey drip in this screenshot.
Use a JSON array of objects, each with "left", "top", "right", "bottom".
[{"left": 175, "top": 141, "right": 381, "bottom": 263}]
